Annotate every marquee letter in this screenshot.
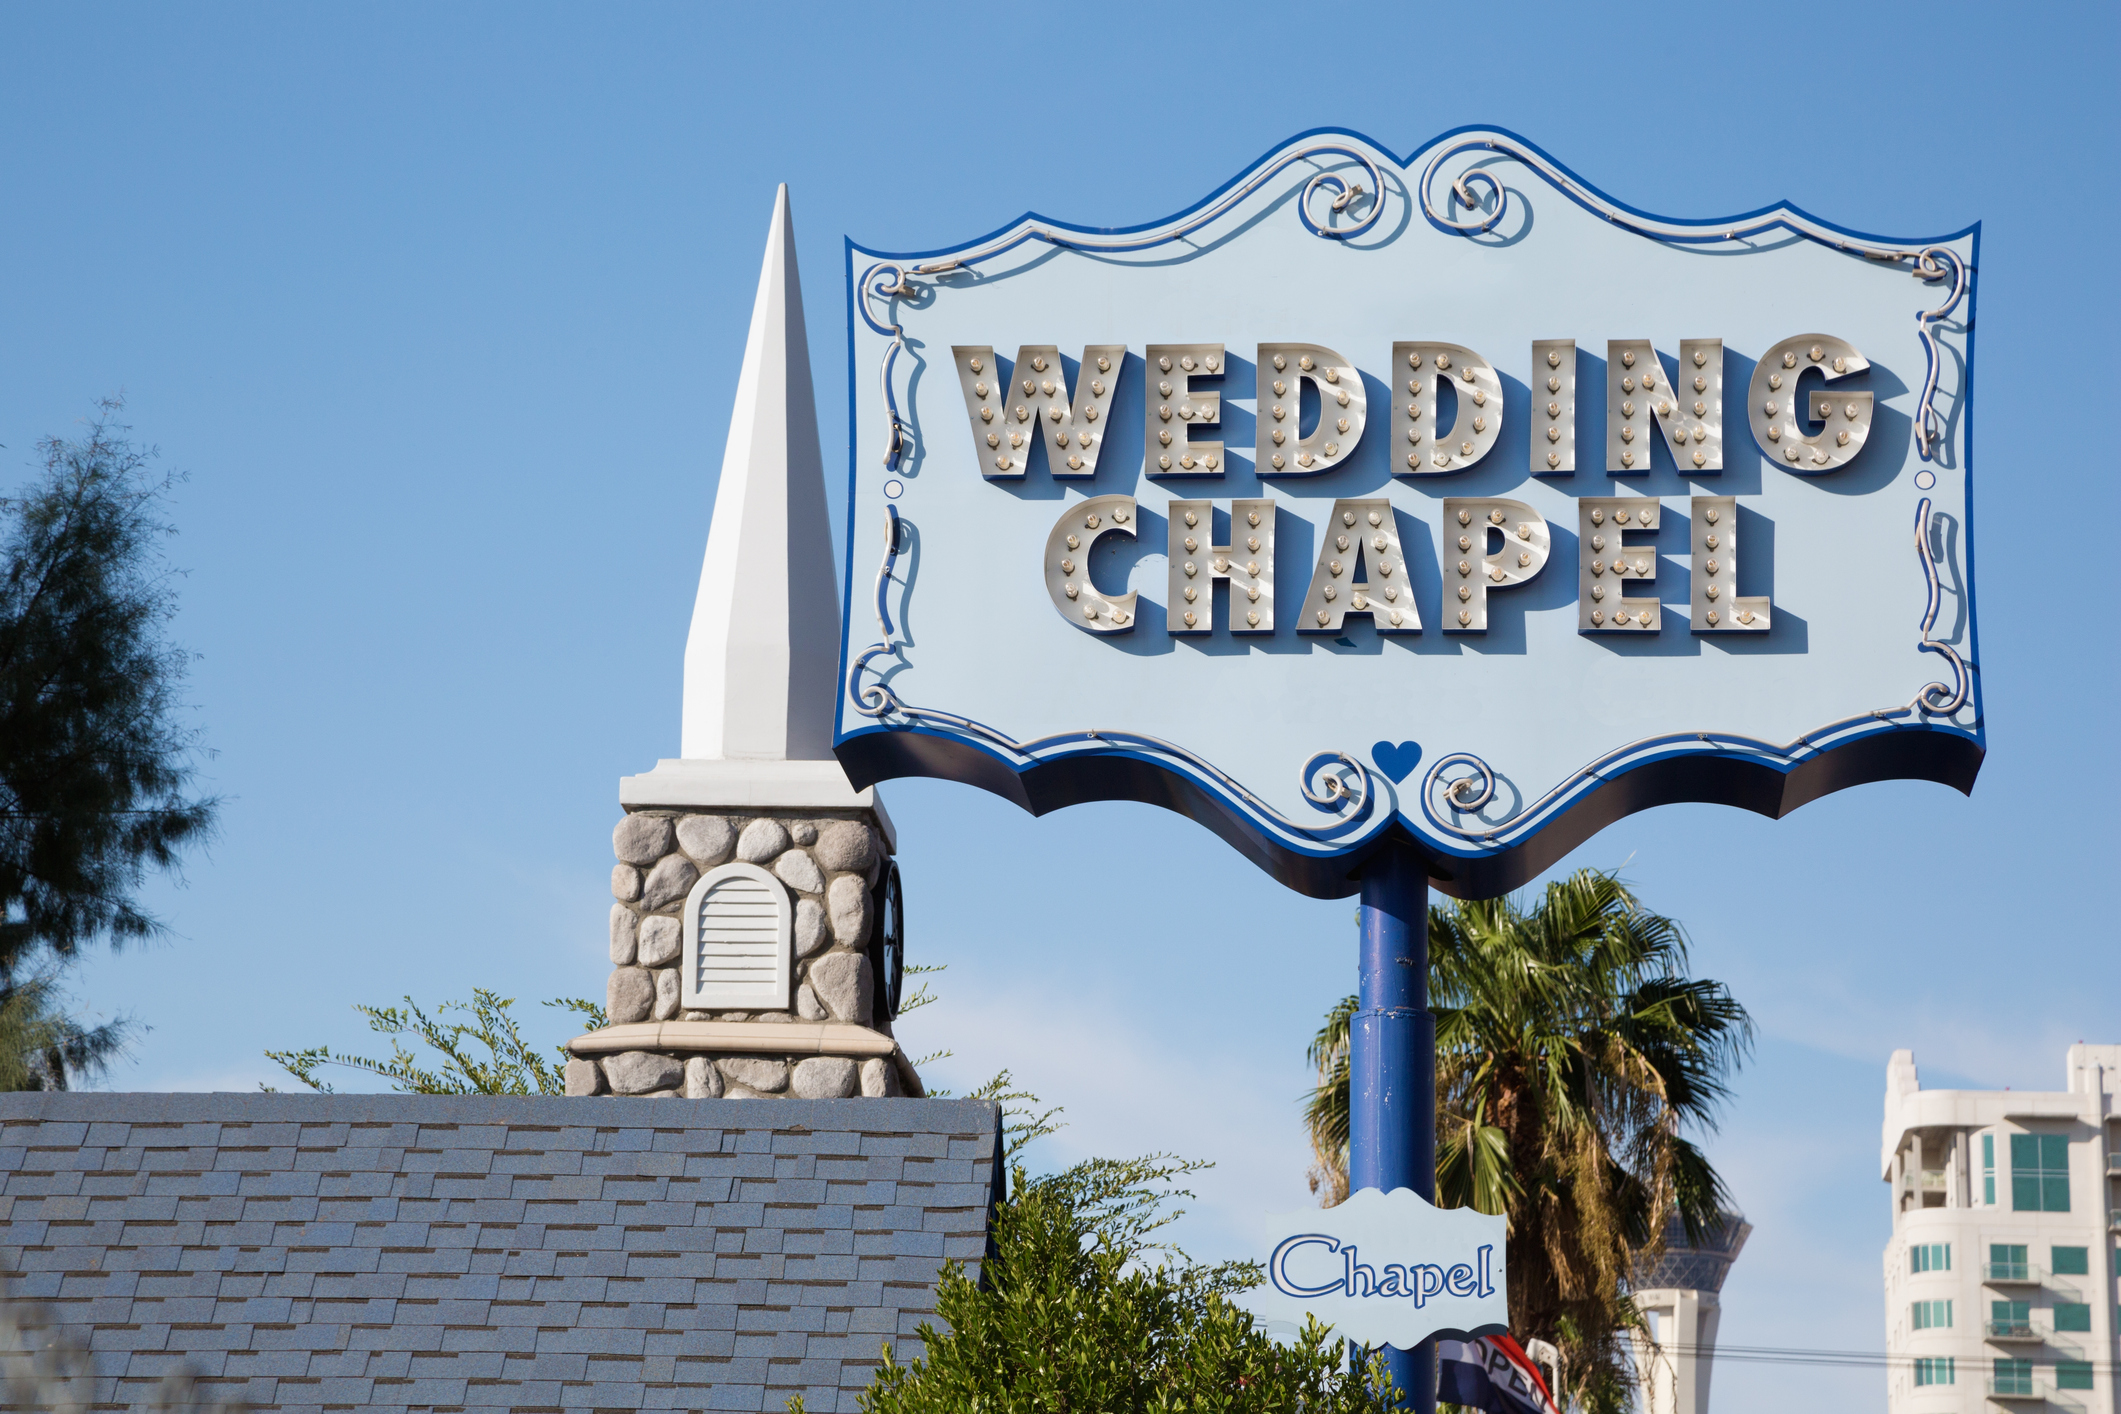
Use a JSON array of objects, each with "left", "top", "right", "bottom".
[
  {"left": 1296, "top": 499, "right": 1420, "bottom": 634},
  {"left": 1691, "top": 496, "right": 1769, "bottom": 632},
  {"left": 1442, "top": 498, "right": 1549, "bottom": 633},
  {"left": 1268, "top": 1234, "right": 1342, "bottom": 1298},
  {"left": 1532, "top": 339, "right": 1575, "bottom": 475},
  {"left": 1747, "top": 334, "right": 1873, "bottom": 473},
  {"left": 1476, "top": 1243, "right": 1496, "bottom": 1298},
  {"left": 1607, "top": 338, "right": 1723, "bottom": 474},
  {"left": 1167, "top": 499, "right": 1274, "bottom": 634},
  {"left": 1445, "top": 1264, "right": 1477, "bottom": 1297},
  {"left": 954, "top": 344, "right": 1125, "bottom": 479},
  {"left": 1394, "top": 342, "right": 1502, "bottom": 476},
  {"left": 1145, "top": 343, "right": 1226, "bottom": 476},
  {"left": 1577, "top": 497, "right": 1661, "bottom": 634},
  {"left": 1042, "top": 495, "right": 1137, "bottom": 633},
  {"left": 1258, "top": 343, "right": 1365, "bottom": 475}
]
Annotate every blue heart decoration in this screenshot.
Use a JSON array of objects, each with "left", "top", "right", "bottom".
[{"left": 1371, "top": 740, "right": 1422, "bottom": 783}]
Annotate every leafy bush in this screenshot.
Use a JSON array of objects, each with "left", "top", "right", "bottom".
[
  {"left": 795, "top": 1152, "right": 1408, "bottom": 1414},
  {"left": 265, "top": 989, "right": 603, "bottom": 1095}
]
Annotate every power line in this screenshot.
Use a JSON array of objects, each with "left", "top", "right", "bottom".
[{"left": 1646, "top": 1342, "right": 2115, "bottom": 1374}]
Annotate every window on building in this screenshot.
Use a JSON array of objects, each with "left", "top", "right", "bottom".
[
  {"left": 2010, "top": 1133, "right": 2070, "bottom": 1212},
  {"left": 1993, "top": 1359, "right": 2033, "bottom": 1396},
  {"left": 1911, "top": 1242, "right": 1951, "bottom": 1274},
  {"left": 1989, "top": 1243, "right": 2029, "bottom": 1280},
  {"left": 1912, "top": 1300, "right": 1953, "bottom": 1330},
  {"left": 1914, "top": 1357, "right": 1955, "bottom": 1387},
  {"left": 2057, "top": 1361, "right": 2094, "bottom": 1391},
  {"left": 1983, "top": 1133, "right": 1995, "bottom": 1205},
  {"left": 2054, "top": 1303, "right": 2091, "bottom": 1333},
  {"left": 1990, "top": 1300, "right": 2030, "bottom": 1336},
  {"left": 2052, "top": 1245, "right": 2089, "bottom": 1276}
]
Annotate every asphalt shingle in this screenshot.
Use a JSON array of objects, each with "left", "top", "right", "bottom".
[{"left": 0, "top": 1093, "right": 995, "bottom": 1413}]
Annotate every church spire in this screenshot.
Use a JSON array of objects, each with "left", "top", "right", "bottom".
[{"left": 680, "top": 183, "right": 839, "bottom": 762}]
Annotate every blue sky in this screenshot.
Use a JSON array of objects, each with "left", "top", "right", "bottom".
[{"left": 3, "top": 4, "right": 2115, "bottom": 1409}]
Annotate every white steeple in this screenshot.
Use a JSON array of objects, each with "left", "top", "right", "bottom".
[
  {"left": 621, "top": 185, "right": 890, "bottom": 839},
  {"left": 681, "top": 183, "right": 839, "bottom": 762}
]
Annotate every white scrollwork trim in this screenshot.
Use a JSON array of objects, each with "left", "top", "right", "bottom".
[
  {"left": 1423, "top": 497, "right": 1976, "bottom": 848},
  {"left": 847, "top": 507, "right": 1375, "bottom": 844},
  {"left": 1417, "top": 131, "right": 1972, "bottom": 468},
  {"left": 1912, "top": 248, "right": 1968, "bottom": 463},
  {"left": 857, "top": 140, "right": 1386, "bottom": 469}
]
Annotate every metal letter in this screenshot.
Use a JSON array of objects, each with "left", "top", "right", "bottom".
[
  {"left": 1690, "top": 495, "right": 1769, "bottom": 633},
  {"left": 954, "top": 343, "right": 1126, "bottom": 479},
  {"left": 1143, "top": 342, "right": 1227, "bottom": 477},
  {"left": 1577, "top": 497, "right": 1661, "bottom": 635},
  {"left": 1532, "top": 338, "right": 1575, "bottom": 475},
  {"left": 1296, "top": 498, "right": 1420, "bottom": 635},
  {"left": 1746, "top": 333, "right": 1874, "bottom": 473},
  {"left": 1166, "top": 498, "right": 1274, "bottom": 635},
  {"left": 1606, "top": 338, "right": 1723, "bottom": 474},
  {"left": 1042, "top": 494, "right": 1137, "bottom": 633},
  {"left": 1394, "top": 342, "right": 1502, "bottom": 476},
  {"left": 1258, "top": 343, "right": 1366, "bottom": 476},
  {"left": 1441, "top": 497, "right": 1549, "bottom": 633}
]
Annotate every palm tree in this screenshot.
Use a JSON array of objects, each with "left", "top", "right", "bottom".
[
  {"left": 1303, "top": 868, "right": 1751, "bottom": 1411},
  {"left": 0, "top": 964, "right": 130, "bottom": 1090}
]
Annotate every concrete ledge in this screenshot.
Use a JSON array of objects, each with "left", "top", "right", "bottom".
[
  {"left": 0, "top": 1090, "right": 986, "bottom": 1127},
  {"left": 568, "top": 1021, "right": 925, "bottom": 1095},
  {"left": 619, "top": 758, "right": 896, "bottom": 851}
]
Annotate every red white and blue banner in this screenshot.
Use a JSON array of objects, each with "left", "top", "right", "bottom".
[{"left": 1436, "top": 1335, "right": 1560, "bottom": 1414}]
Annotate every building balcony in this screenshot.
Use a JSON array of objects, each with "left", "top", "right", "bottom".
[
  {"left": 1985, "top": 1321, "right": 2039, "bottom": 1342},
  {"left": 1987, "top": 1376, "right": 2042, "bottom": 1400},
  {"left": 1982, "top": 1262, "right": 2038, "bottom": 1283},
  {"left": 2106, "top": 1154, "right": 2121, "bottom": 1174}
]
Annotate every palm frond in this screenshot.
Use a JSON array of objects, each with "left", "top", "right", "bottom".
[{"left": 1302, "top": 865, "right": 1750, "bottom": 1404}]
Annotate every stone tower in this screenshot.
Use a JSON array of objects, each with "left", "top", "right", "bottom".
[{"left": 564, "top": 186, "right": 914, "bottom": 1102}]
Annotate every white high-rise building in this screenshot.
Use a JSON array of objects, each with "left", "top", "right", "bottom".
[{"left": 1883, "top": 1045, "right": 2120, "bottom": 1411}]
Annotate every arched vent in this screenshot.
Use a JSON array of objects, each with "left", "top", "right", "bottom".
[{"left": 681, "top": 861, "right": 792, "bottom": 1010}]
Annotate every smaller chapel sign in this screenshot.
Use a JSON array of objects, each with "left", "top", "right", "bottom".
[{"left": 1239, "top": 1188, "right": 1509, "bottom": 1349}]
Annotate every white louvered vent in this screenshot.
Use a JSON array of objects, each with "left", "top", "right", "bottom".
[{"left": 681, "top": 862, "right": 792, "bottom": 1010}]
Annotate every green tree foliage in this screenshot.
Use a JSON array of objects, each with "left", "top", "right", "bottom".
[
  {"left": 266, "top": 990, "right": 604, "bottom": 1095},
  {"left": 0, "top": 404, "right": 217, "bottom": 1090},
  {"left": 798, "top": 1151, "right": 1408, "bottom": 1414},
  {"left": 0, "top": 967, "right": 127, "bottom": 1091},
  {"left": 1303, "top": 868, "right": 1752, "bottom": 1412}
]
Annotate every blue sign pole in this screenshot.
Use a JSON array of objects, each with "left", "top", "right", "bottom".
[{"left": 1351, "top": 845, "right": 1435, "bottom": 1413}]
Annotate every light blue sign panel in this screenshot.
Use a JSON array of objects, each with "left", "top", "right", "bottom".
[
  {"left": 836, "top": 127, "right": 1979, "bottom": 897},
  {"left": 1238, "top": 1187, "right": 1508, "bottom": 1350}
]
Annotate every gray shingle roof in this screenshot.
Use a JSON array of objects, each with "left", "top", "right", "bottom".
[{"left": 0, "top": 1092, "right": 1001, "bottom": 1413}]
